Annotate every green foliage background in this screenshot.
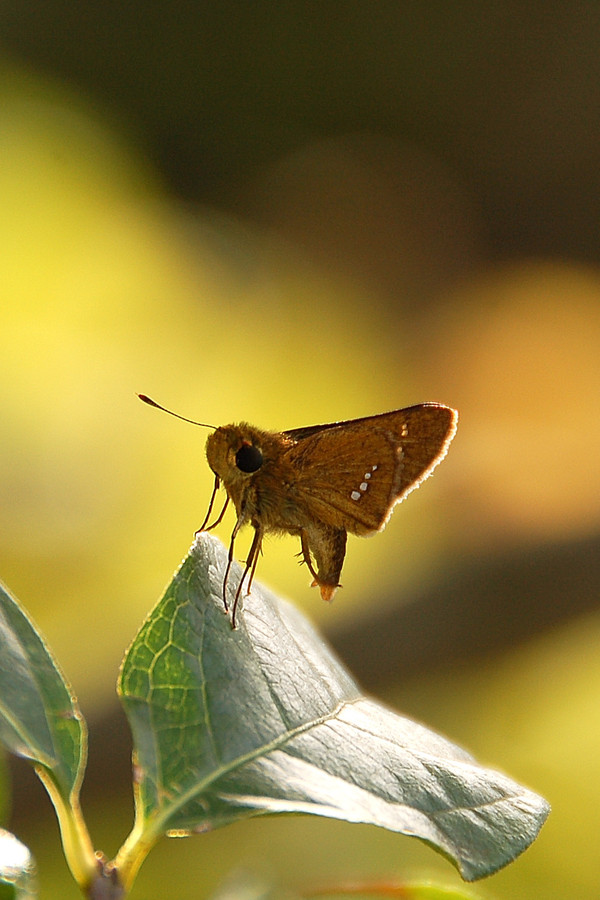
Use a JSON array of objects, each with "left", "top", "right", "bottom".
[{"left": 1, "top": 5, "right": 600, "bottom": 897}]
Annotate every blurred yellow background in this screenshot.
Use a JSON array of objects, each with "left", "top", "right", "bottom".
[{"left": 1, "top": 6, "right": 600, "bottom": 898}]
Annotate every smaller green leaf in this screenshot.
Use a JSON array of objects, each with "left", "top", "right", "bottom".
[
  {"left": 0, "top": 583, "right": 96, "bottom": 889},
  {"left": 118, "top": 534, "right": 549, "bottom": 885},
  {"left": 0, "top": 828, "right": 36, "bottom": 899},
  {"left": 0, "top": 582, "right": 85, "bottom": 802}
]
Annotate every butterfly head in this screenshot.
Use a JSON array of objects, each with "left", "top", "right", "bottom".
[{"left": 206, "top": 425, "right": 265, "bottom": 485}]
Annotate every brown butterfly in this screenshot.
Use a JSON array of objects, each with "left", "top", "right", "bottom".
[{"left": 139, "top": 395, "right": 458, "bottom": 627}]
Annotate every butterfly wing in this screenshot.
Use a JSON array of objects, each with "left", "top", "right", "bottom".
[{"left": 284, "top": 404, "right": 457, "bottom": 535}]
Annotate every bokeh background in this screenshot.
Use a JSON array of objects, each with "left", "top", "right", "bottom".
[{"left": 1, "top": 4, "right": 600, "bottom": 897}]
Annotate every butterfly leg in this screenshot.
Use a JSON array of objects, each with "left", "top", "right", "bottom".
[
  {"left": 231, "top": 526, "right": 262, "bottom": 628},
  {"left": 300, "top": 530, "right": 320, "bottom": 582},
  {"left": 301, "top": 525, "right": 347, "bottom": 602},
  {"left": 245, "top": 527, "right": 263, "bottom": 595},
  {"left": 196, "top": 475, "right": 230, "bottom": 533},
  {"left": 222, "top": 515, "right": 245, "bottom": 614}
]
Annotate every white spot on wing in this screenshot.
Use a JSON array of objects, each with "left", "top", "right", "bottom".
[
  {"left": 350, "top": 490, "right": 361, "bottom": 501},
  {"left": 360, "top": 482, "right": 368, "bottom": 491}
]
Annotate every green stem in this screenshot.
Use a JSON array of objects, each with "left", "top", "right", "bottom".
[{"left": 34, "top": 765, "right": 98, "bottom": 892}]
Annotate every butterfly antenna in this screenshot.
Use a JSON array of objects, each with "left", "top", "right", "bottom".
[{"left": 137, "top": 394, "right": 216, "bottom": 430}]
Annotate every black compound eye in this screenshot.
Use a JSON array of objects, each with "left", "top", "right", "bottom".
[{"left": 235, "top": 442, "right": 263, "bottom": 473}]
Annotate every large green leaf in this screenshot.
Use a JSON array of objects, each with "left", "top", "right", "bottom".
[
  {"left": 0, "top": 582, "right": 85, "bottom": 803},
  {"left": 118, "top": 534, "right": 549, "bottom": 882}
]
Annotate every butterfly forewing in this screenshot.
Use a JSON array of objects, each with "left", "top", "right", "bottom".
[
  {"left": 285, "top": 404, "right": 457, "bottom": 535},
  {"left": 388, "top": 404, "right": 458, "bottom": 499}
]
